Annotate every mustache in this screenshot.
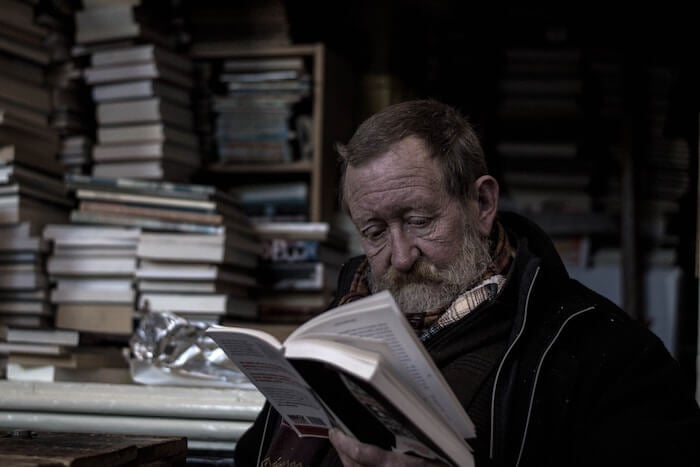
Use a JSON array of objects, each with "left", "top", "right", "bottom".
[{"left": 379, "top": 260, "right": 443, "bottom": 288}]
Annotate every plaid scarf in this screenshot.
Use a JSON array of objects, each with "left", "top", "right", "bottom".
[{"left": 336, "top": 220, "right": 515, "bottom": 337}]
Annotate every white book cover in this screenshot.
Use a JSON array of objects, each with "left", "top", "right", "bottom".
[
  {"left": 47, "top": 256, "right": 136, "bottom": 276},
  {"left": 0, "top": 326, "right": 79, "bottom": 346}
]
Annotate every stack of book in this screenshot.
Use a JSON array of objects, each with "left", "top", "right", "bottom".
[
  {"left": 231, "top": 181, "right": 309, "bottom": 223},
  {"left": 64, "top": 173, "right": 253, "bottom": 234},
  {"left": 0, "top": 2, "right": 76, "bottom": 330},
  {"left": 59, "top": 133, "right": 93, "bottom": 175},
  {"left": 0, "top": 325, "right": 130, "bottom": 383},
  {"left": 0, "top": 3, "right": 71, "bottom": 215},
  {"left": 74, "top": 0, "right": 200, "bottom": 182},
  {"left": 38, "top": 1, "right": 96, "bottom": 174},
  {"left": 0, "top": 146, "right": 71, "bottom": 227},
  {"left": 246, "top": 221, "right": 347, "bottom": 324},
  {"left": 136, "top": 230, "right": 260, "bottom": 323},
  {"left": 495, "top": 46, "right": 617, "bottom": 268},
  {"left": 60, "top": 174, "right": 261, "bottom": 325},
  {"left": 0, "top": 0, "right": 92, "bottom": 177},
  {"left": 0, "top": 1, "right": 52, "bottom": 135},
  {"left": 212, "top": 55, "right": 312, "bottom": 164},
  {"left": 0, "top": 225, "right": 51, "bottom": 328},
  {"left": 43, "top": 223, "right": 140, "bottom": 337}
]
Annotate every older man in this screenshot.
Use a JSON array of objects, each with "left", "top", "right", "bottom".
[{"left": 234, "top": 99, "right": 700, "bottom": 466}]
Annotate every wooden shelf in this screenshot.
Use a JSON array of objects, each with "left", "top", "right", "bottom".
[
  {"left": 194, "top": 43, "right": 353, "bottom": 222},
  {"left": 205, "top": 160, "right": 313, "bottom": 174},
  {"left": 190, "top": 43, "right": 319, "bottom": 60}
]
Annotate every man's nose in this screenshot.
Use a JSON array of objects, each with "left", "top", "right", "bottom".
[{"left": 389, "top": 228, "right": 419, "bottom": 272}]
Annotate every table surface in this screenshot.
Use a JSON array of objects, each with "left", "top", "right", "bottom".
[{"left": 0, "top": 431, "right": 187, "bottom": 466}]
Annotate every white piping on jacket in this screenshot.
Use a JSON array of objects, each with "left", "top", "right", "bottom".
[
  {"left": 488, "top": 263, "right": 597, "bottom": 466},
  {"left": 514, "top": 305, "right": 595, "bottom": 466},
  {"left": 256, "top": 403, "right": 273, "bottom": 466},
  {"left": 489, "top": 266, "right": 540, "bottom": 459}
]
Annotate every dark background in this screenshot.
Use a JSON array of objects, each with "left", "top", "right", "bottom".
[{"left": 285, "top": 0, "right": 700, "bottom": 388}]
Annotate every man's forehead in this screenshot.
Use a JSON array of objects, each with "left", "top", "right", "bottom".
[{"left": 346, "top": 138, "right": 438, "bottom": 181}]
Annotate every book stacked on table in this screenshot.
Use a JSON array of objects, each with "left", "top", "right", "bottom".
[
  {"left": 0, "top": 225, "right": 52, "bottom": 329},
  {"left": 0, "top": 324, "right": 130, "bottom": 383},
  {"left": 0, "top": 2, "right": 78, "bottom": 330},
  {"left": 59, "top": 174, "right": 261, "bottom": 325},
  {"left": 136, "top": 230, "right": 260, "bottom": 324},
  {"left": 43, "top": 223, "right": 141, "bottom": 337},
  {"left": 74, "top": 0, "right": 200, "bottom": 182}
]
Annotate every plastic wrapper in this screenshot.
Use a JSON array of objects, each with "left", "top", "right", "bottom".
[{"left": 129, "top": 310, "right": 254, "bottom": 389}]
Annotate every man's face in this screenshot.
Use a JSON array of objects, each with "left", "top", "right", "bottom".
[{"left": 343, "top": 136, "right": 492, "bottom": 314}]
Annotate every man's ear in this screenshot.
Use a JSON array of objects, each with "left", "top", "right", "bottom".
[{"left": 474, "top": 175, "right": 499, "bottom": 237}]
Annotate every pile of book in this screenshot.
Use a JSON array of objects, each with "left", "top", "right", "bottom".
[
  {"left": 231, "top": 181, "right": 309, "bottom": 223},
  {"left": 136, "top": 230, "right": 260, "bottom": 323},
  {"left": 60, "top": 174, "right": 261, "bottom": 325},
  {"left": 212, "top": 54, "right": 312, "bottom": 164},
  {"left": 74, "top": 0, "right": 200, "bottom": 182},
  {"left": 0, "top": 226, "right": 52, "bottom": 329},
  {"left": 40, "top": 1, "right": 96, "bottom": 174},
  {"left": 0, "top": 325, "right": 130, "bottom": 383},
  {"left": 43, "top": 223, "right": 140, "bottom": 337},
  {"left": 245, "top": 221, "right": 347, "bottom": 324},
  {"left": 0, "top": 1, "right": 76, "bottom": 330}
]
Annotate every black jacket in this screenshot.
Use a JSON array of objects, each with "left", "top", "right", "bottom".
[{"left": 235, "top": 212, "right": 700, "bottom": 466}]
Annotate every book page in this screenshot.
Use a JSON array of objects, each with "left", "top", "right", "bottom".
[
  {"left": 339, "top": 372, "right": 451, "bottom": 464},
  {"left": 285, "top": 339, "right": 474, "bottom": 466},
  {"left": 205, "top": 327, "right": 333, "bottom": 437},
  {"left": 288, "top": 291, "right": 475, "bottom": 439}
]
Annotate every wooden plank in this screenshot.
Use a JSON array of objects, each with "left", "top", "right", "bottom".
[
  {"left": 205, "top": 161, "right": 313, "bottom": 174},
  {"left": 190, "top": 43, "right": 317, "bottom": 59},
  {"left": 0, "top": 431, "right": 186, "bottom": 466}
]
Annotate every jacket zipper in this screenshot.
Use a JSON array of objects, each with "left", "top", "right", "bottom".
[{"left": 488, "top": 263, "right": 597, "bottom": 465}]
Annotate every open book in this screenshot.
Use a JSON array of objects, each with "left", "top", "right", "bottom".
[{"left": 205, "top": 290, "right": 475, "bottom": 466}]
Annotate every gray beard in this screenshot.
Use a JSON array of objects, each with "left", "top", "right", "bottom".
[{"left": 368, "top": 220, "right": 493, "bottom": 316}]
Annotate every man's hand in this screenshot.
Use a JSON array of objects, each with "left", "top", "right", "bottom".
[{"left": 328, "top": 428, "right": 449, "bottom": 467}]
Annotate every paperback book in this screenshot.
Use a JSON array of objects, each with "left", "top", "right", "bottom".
[{"left": 206, "top": 291, "right": 475, "bottom": 466}]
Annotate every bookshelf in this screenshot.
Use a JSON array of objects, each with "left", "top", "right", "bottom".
[{"left": 191, "top": 43, "right": 354, "bottom": 223}]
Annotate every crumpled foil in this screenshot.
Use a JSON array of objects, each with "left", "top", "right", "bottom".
[{"left": 129, "top": 310, "right": 254, "bottom": 389}]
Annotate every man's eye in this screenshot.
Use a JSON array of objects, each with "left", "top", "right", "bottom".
[
  {"left": 406, "top": 217, "right": 430, "bottom": 228},
  {"left": 362, "top": 227, "right": 385, "bottom": 242}
]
